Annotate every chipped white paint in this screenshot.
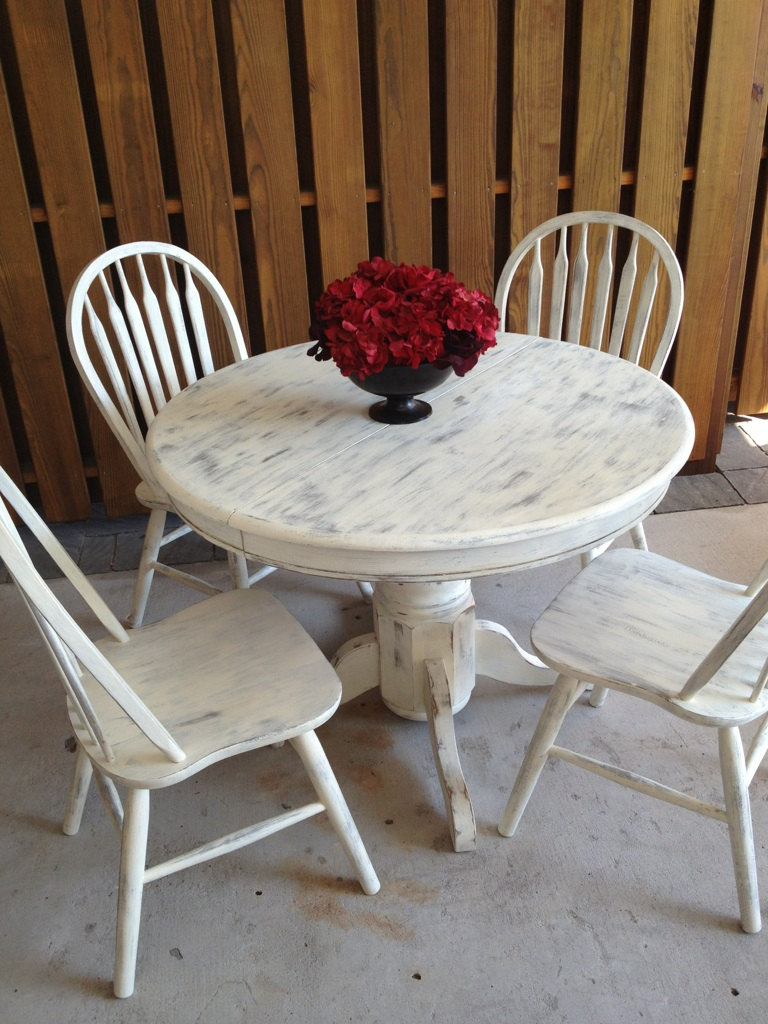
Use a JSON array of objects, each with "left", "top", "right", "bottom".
[
  {"left": 146, "top": 333, "right": 694, "bottom": 850},
  {"left": 494, "top": 211, "right": 684, "bottom": 377},
  {"left": 66, "top": 241, "right": 276, "bottom": 628},
  {"left": 0, "top": 466, "right": 379, "bottom": 998},
  {"left": 498, "top": 547, "right": 768, "bottom": 933}
]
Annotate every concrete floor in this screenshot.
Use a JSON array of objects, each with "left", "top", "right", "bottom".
[{"left": 3, "top": 419, "right": 768, "bottom": 1021}]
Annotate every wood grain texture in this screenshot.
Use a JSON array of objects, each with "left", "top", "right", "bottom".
[
  {"left": 672, "top": 1, "right": 768, "bottom": 461},
  {"left": 145, "top": 336, "right": 693, "bottom": 581},
  {"left": 2, "top": 2, "right": 768, "bottom": 518},
  {"left": 156, "top": 0, "right": 247, "bottom": 368},
  {"left": 739, "top": 192, "right": 768, "bottom": 414},
  {"left": 303, "top": 0, "right": 369, "bottom": 284},
  {"left": 81, "top": 0, "right": 169, "bottom": 242},
  {"left": 375, "top": 0, "right": 432, "bottom": 264},
  {"left": 734, "top": 3, "right": 768, "bottom": 417},
  {"left": 2, "top": 1, "right": 101, "bottom": 517},
  {"left": 572, "top": 0, "right": 633, "bottom": 210},
  {"left": 634, "top": 0, "right": 698, "bottom": 246},
  {"left": 230, "top": 0, "right": 310, "bottom": 350},
  {"left": 79, "top": 0, "right": 171, "bottom": 513},
  {"left": 567, "top": 0, "right": 633, "bottom": 356},
  {"left": 506, "top": 0, "right": 565, "bottom": 332},
  {"left": 509, "top": 0, "right": 564, "bottom": 243},
  {"left": 446, "top": 0, "right": 497, "bottom": 294},
  {"left": 0, "top": 390, "right": 19, "bottom": 487},
  {"left": 711, "top": 5, "right": 768, "bottom": 440},
  {"left": 633, "top": 0, "right": 698, "bottom": 371}
]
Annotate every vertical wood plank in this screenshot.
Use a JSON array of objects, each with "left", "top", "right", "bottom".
[
  {"left": 673, "top": 1, "right": 768, "bottom": 463},
  {"left": 718, "top": 5, "right": 768, "bottom": 426},
  {"left": 504, "top": 0, "right": 565, "bottom": 332},
  {"left": 302, "top": 0, "right": 369, "bottom": 286},
  {"left": 634, "top": 0, "right": 698, "bottom": 246},
  {"left": 229, "top": 0, "right": 310, "bottom": 349},
  {"left": 445, "top": 0, "right": 497, "bottom": 294},
  {"left": 4, "top": 0, "right": 117, "bottom": 518},
  {"left": 81, "top": 0, "right": 170, "bottom": 242},
  {"left": 78, "top": 0, "right": 168, "bottom": 515},
  {"left": 6, "top": 0, "right": 106, "bottom": 291},
  {"left": 509, "top": 0, "right": 565, "bottom": 245},
  {"left": 0, "top": 64, "right": 88, "bottom": 515},
  {"left": 156, "top": 0, "right": 247, "bottom": 366},
  {"left": 570, "top": 0, "right": 633, "bottom": 350},
  {"left": 0, "top": 391, "right": 20, "bottom": 487},
  {"left": 572, "top": 0, "right": 633, "bottom": 210},
  {"left": 739, "top": 190, "right": 768, "bottom": 414},
  {"left": 633, "top": 0, "right": 699, "bottom": 370},
  {"left": 375, "top": 0, "right": 432, "bottom": 265}
]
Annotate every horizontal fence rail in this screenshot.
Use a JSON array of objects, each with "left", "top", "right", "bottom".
[{"left": 1, "top": 0, "right": 768, "bottom": 521}]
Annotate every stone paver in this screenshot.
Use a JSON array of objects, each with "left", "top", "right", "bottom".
[
  {"left": 654, "top": 472, "right": 743, "bottom": 514},
  {"left": 717, "top": 422, "right": 768, "bottom": 470},
  {"left": 721, "top": 467, "right": 768, "bottom": 505}
]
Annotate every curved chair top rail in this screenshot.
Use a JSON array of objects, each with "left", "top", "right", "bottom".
[
  {"left": 66, "top": 242, "right": 248, "bottom": 488},
  {"left": 494, "top": 211, "right": 684, "bottom": 377}
]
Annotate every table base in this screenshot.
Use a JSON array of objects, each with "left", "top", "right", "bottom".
[{"left": 332, "top": 580, "right": 556, "bottom": 852}]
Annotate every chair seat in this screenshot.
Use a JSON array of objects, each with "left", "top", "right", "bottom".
[
  {"left": 134, "top": 478, "right": 173, "bottom": 511},
  {"left": 0, "top": 463, "right": 379, "bottom": 997},
  {"left": 76, "top": 589, "right": 342, "bottom": 788},
  {"left": 531, "top": 548, "right": 768, "bottom": 725}
]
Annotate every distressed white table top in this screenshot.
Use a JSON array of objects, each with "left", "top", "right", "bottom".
[{"left": 146, "top": 333, "right": 695, "bottom": 581}]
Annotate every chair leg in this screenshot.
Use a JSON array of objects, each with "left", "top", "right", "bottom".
[
  {"left": 589, "top": 522, "right": 646, "bottom": 707},
  {"left": 227, "top": 551, "right": 278, "bottom": 588},
  {"left": 114, "top": 787, "right": 150, "bottom": 998},
  {"left": 587, "top": 684, "right": 609, "bottom": 708},
  {"left": 62, "top": 745, "right": 93, "bottom": 836},
  {"left": 290, "top": 731, "right": 380, "bottom": 895},
  {"left": 718, "top": 726, "right": 761, "bottom": 933},
  {"left": 228, "top": 551, "right": 250, "bottom": 589},
  {"left": 745, "top": 711, "right": 768, "bottom": 784},
  {"left": 588, "top": 522, "right": 645, "bottom": 706},
  {"left": 126, "top": 509, "right": 167, "bottom": 628},
  {"left": 576, "top": 546, "right": 610, "bottom": 708},
  {"left": 629, "top": 520, "right": 649, "bottom": 551},
  {"left": 498, "top": 675, "right": 587, "bottom": 837}
]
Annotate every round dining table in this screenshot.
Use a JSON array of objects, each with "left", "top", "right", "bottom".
[{"left": 146, "top": 333, "right": 695, "bottom": 851}]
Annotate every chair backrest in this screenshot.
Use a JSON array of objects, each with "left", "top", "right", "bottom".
[
  {"left": 494, "top": 211, "right": 684, "bottom": 376},
  {"left": 678, "top": 559, "right": 768, "bottom": 704},
  {"left": 66, "top": 241, "right": 248, "bottom": 489},
  {"left": 0, "top": 466, "right": 184, "bottom": 763}
]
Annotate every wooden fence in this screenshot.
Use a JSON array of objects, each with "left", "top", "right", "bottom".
[{"left": 2, "top": 0, "right": 768, "bottom": 521}]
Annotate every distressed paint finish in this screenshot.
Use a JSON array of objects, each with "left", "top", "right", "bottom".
[
  {"left": 0, "top": 466, "right": 380, "bottom": 997},
  {"left": 147, "top": 332, "right": 694, "bottom": 850},
  {"left": 499, "top": 546, "right": 768, "bottom": 933},
  {"left": 147, "top": 334, "right": 693, "bottom": 579}
]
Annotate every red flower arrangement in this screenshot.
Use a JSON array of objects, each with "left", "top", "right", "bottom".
[{"left": 308, "top": 257, "right": 499, "bottom": 381}]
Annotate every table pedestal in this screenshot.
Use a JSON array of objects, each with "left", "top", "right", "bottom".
[
  {"left": 332, "top": 579, "right": 556, "bottom": 852},
  {"left": 375, "top": 581, "right": 475, "bottom": 719}
]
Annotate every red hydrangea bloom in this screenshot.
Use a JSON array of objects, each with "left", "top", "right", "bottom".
[{"left": 308, "top": 258, "right": 499, "bottom": 380}]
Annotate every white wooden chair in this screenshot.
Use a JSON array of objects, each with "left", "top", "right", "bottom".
[
  {"left": 66, "top": 241, "right": 277, "bottom": 627},
  {"left": 498, "top": 546, "right": 768, "bottom": 933},
  {"left": 0, "top": 465, "right": 379, "bottom": 998},
  {"left": 495, "top": 211, "right": 684, "bottom": 705},
  {"left": 494, "top": 210, "right": 684, "bottom": 375}
]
